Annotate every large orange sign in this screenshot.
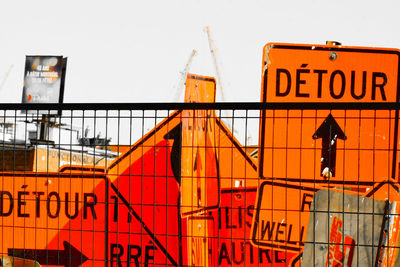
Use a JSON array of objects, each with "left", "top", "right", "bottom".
[
  {"left": 107, "top": 111, "right": 182, "bottom": 267},
  {"left": 260, "top": 43, "right": 400, "bottom": 182}
]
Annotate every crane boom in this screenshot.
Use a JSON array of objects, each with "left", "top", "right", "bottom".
[
  {"left": 0, "top": 65, "right": 13, "bottom": 91},
  {"left": 205, "top": 26, "right": 232, "bottom": 130},
  {"left": 205, "top": 26, "right": 228, "bottom": 103},
  {"left": 173, "top": 49, "right": 197, "bottom": 102}
]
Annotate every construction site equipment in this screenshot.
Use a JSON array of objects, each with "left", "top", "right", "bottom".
[{"left": 0, "top": 42, "right": 399, "bottom": 266}]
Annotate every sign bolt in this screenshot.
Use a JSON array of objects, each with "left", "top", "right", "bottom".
[{"left": 329, "top": 52, "right": 338, "bottom": 61}]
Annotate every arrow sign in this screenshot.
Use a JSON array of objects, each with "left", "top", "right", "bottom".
[
  {"left": 8, "top": 241, "right": 88, "bottom": 267},
  {"left": 313, "top": 114, "right": 347, "bottom": 178}
]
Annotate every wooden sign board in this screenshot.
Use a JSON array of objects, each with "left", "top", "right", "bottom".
[
  {"left": 301, "top": 190, "right": 387, "bottom": 266},
  {"left": 260, "top": 43, "right": 400, "bottom": 182},
  {"left": 0, "top": 257, "right": 40, "bottom": 267}
]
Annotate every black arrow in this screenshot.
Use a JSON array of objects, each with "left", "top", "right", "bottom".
[
  {"left": 8, "top": 241, "right": 88, "bottom": 267},
  {"left": 312, "top": 114, "right": 347, "bottom": 178},
  {"left": 164, "top": 122, "right": 182, "bottom": 184}
]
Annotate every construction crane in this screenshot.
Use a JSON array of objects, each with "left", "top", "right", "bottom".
[
  {"left": 173, "top": 49, "right": 197, "bottom": 102},
  {"left": 0, "top": 65, "right": 13, "bottom": 91},
  {"left": 205, "top": 26, "right": 233, "bottom": 130},
  {"left": 205, "top": 26, "right": 228, "bottom": 103}
]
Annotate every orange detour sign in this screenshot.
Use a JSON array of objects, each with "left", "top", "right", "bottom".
[
  {"left": 0, "top": 171, "right": 107, "bottom": 266},
  {"left": 260, "top": 43, "right": 400, "bottom": 182},
  {"left": 181, "top": 74, "right": 219, "bottom": 216}
]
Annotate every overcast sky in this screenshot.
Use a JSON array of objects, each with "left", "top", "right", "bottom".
[{"left": 0, "top": 0, "right": 399, "bottom": 104}]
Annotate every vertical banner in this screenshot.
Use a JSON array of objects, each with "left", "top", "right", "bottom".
[
  {"left": 181, "top": 74, "right": 219, "bottom": 217},
  {"left": 22, "top": 56, "right": 66, "bottom": 104},
  {"left": 181, "top": 74, "right": 219, "bottom": 267}
]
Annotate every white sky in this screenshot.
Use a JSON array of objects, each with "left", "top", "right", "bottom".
[{"left": 0, "top": 0, "right": 399, "bottom": 104}]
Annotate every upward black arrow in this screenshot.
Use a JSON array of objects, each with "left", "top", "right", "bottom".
[
  {"left": 8, "top": 241, "right": 88, "bottom": 267},
  {"left": 164, "top": 123, "right": 182, "bottom": 184},
  {"left": 312, "top": 114, "right": 347, "bottom": 178}
]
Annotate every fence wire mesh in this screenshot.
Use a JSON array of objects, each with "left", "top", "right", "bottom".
[{"left": 0, "top": 102, "right": 398, "bottom": 267}]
